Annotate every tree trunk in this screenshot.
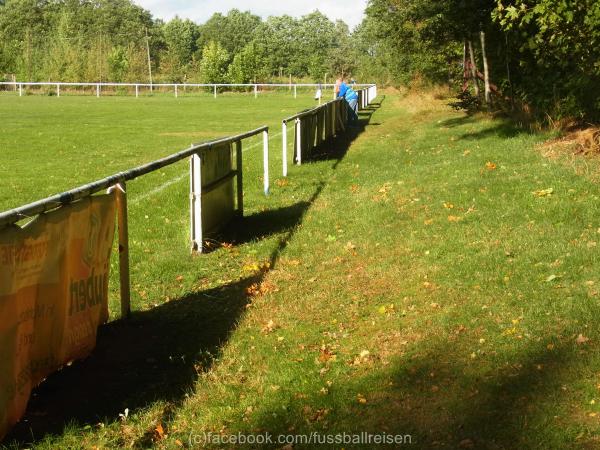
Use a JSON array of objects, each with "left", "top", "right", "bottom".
[
  {"left": 468, "top": 39, "right": 480, "bottom": 98},
  {"left": 479, "top": 30, "right": 491, "bottom": 105},
  {"left": 462, "top": 40, "right": 468, "bottom": 92}
]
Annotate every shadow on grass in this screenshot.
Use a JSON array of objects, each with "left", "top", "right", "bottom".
[
  {"left": 3, "top": 99, "right": 383, "bottom": 447},
  {"left": 438, "top": 113, "right": 532, "bottom": 141},
  {"left": 250, "top": 334, "right": 582, "bottom": 449},
  {"left": 304, "top": 97, "right": 385, "bottom": 166},
  {"left": 203, "top": 201, "right": 312, "bottom": 249}
]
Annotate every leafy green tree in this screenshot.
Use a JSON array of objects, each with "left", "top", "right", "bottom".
[
  {"left": 199, "top": 41, "right": 229, "bottom": 83},
  {"left": 493, "top": 0, "right": 600, "bottom": 118},
  {"left": 196, "top": 10, "right": 261, "bottom": 60},
  {"left": 161, "top": 17, "right": 198, "bottom": 81},
  {"left": 107, "top": 46, "right": 129, "bottom": 82},
  {"left": 328, "top": 20, "right": 357, "bottom": 79},
  {"left": 163, "top": 17, "right": 198, "bottom": 67},
  {"left": 251, "top": 15, "right": 300, "bottom": 77},
  {"left": 227, "top": 41, "right": 268, "bottom": 83}
]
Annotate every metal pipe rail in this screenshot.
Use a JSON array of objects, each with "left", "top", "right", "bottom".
[
  {"left": 281, "top": 97, "right": 343, "bottom": 124},
  {"left": 0, "top": 125, "right": 268, "bottom": 228}
]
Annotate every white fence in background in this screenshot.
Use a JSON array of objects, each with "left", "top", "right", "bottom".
[{"left": 0, "top": 81, "right": 376, "bottom": 99}]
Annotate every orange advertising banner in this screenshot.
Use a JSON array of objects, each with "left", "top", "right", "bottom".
[{"left": 0, "top": 194, "right": 116, "bottom": 440}]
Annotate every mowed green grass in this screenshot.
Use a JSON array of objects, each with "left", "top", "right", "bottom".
[
  {"left": 4, "top": 90, "right": 600, "bottom": 449},
  {"left": 0, "top": 92, "right": 320, "bottom": 317}
]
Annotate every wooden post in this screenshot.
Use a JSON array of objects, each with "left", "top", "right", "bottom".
[
  {"left": 115, "top": 182, "right": 131, "bottom": 319},
  {"left": 236, "top": 140, "right": 243, "bottom": 216},
  {"left": 263, "top": 130, "right": 269, "bottom": 195}
]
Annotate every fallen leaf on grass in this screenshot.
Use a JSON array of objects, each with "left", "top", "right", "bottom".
[
  {"left": 319, "top": 345, "right": 336, "bottom": 363},
  {"left": 443, "top": 202, "right": 454, "bottom": 209},
  {"left": 242, "top": 261, "right": 270, "bottom": 273},
  {"left": 485, "top": 162, "right": 497, "bottom": 170},
  {"left": 261, "top": 320, "right": 278, "bottom": 334},
  {"left": 533, "top": 188, "right": 554, "bottom": 197},
  {"left": 576, "top": 334, "right": 590, "bottom": 345},
  {"left": 357, "top": 393, "right": 367, "bottom": 404},
  {"left": 546, "top": 274, "right": 560, "bottom": 282},
  {"left": 447, "top": 215, "right": 462, "bottom": 222},
  {"left": 345, "top": 241, "right": 357, "bottom": 251},
  {"left": 153, "top": 423, "right": 165, "bottom": 441}
]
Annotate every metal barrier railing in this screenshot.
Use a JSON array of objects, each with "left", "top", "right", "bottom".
[
  {"left": 0, "top": 125, "right": 269, "bottom": 318},
  {"left": 280, "top": 85, "right": 378, "bottom": 175}
]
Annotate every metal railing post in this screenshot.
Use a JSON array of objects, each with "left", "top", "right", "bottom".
[
  {"left": 295, "top": 118, "right": 302, "bottom": 165},
  {"left": 263, "top": 129, "right": 269, "bottom": 195},
  {"left": 190, "top": 152, "right": 203, "bottom": 252},
  {"left": 282, "top": 121, "right": 288, "bottom": 177}
]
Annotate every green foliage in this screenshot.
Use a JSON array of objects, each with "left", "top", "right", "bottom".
[
  {"left": 359, "top": 0, "right": 600, "bottom": 120},
  {"left": 196, "top": 10, "right": 261, "bottom": 60},
  {"left": 107, "top": 46, "right": 129, "bottom": 82},
  {"left": 493, "top": 0, "right": 600, "bottom": 119},
  {"left": 199, "top": 41, "right": 229, "bottom": 84},
  {"left": 0, "top": 2, "right": 358, "bottom": 84},
  {"left": 227, "top": 42, "right": 268, "bottom": 83}
]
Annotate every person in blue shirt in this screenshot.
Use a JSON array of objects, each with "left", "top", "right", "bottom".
[{"left": 336, "top": 77, "right": 359, "bottom": 125}]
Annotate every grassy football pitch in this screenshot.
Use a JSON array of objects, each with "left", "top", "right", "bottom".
[{"left": 0, "top": 92, "right": 320, "bottom": 316}]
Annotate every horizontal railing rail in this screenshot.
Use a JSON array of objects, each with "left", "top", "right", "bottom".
[{"left": 0, "top": 126, "right": 268, "bottom": 228}]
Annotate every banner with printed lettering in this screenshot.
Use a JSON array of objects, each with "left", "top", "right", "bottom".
[{"left": 0, "top": 194, "right": 116, "bottom": 440}]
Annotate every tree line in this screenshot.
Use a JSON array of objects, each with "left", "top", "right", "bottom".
[
  {"left": 1, "top": 0, "right": 598, "bottom": 121},
  {"left": 362, "top": 0, "right": 600, "bottom": 121},
  {"left": 0, "top": 0, "right": 358, "bottom": 85}
]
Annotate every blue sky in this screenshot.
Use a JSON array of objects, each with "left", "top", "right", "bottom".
[{"left": 134, "top": 0, "right": 368, "bottom": 30}]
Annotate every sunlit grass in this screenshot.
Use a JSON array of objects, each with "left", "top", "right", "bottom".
[{"left": 3, "top": 91, "right": 600, "bottom": 449}]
